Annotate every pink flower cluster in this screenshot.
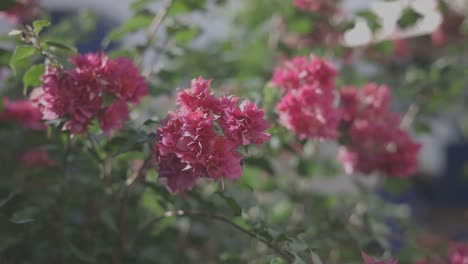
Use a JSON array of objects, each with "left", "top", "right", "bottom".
[
  {"left": 293, "top": 0, "right": 338, "bottom": 15},
  {"left": 31, "top": 52, "right": 147, "bottom": 135},
  {"left": 337, "top": 84, "right": 421, "bottom": 177},
  {"left": 0, "top": 0, "right": 36, "bottom": 24},
  {"left": 362, "top": 252, "right": 398, "bottom": 264},
  {"left": 0, "top": 97, "right": 45, "bottom": 130},
  {"left": 272, "top": 55, "right": 340, "bottom": 140},
  {"left": 414, "top": 243, "right": 468, "bottom": 264},
  {"left": 20, "top": 149, "right": 55, "bottom": 168},
  {"left": 154, "top": 77, "right": 270, "bottom": 193}
]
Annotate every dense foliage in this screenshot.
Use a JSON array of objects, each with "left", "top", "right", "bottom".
[{"left": 0, "top": 0, "right": 467, "bottom": 263}]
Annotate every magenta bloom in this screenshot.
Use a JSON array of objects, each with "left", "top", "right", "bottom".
[
  {"left": 272, "top": 54, "right": 340, "bottom": 140},
  {"left": 448, "top": 243, "right": 468, "bottom": 264},
  {"left": 276, "top": 85, "right": 340, "bottom": 140},
  {"left": 32, "top": 52, "right": 147, "bottom": 135},
  {"left": 0, "top": 97, "right": 45, "bottom": 130},
  {"left": 0, "top": 0, "right": 36, "bottom": 24},
  {"left": 20, "top": 149, "right": 55, "bottom": 168},
  {"left": 362, "top": 252, "right": 398, "bottom": 264},
  {"left": 154, "top": 77, "right": 270, "bottom": 193},
  {"left": 293, "top": 0, "right": 338, "bottom": 15},
  {"left": 272, "top": 55, "right": 336, "bottom": 92},
  {"left": 337, "top": 84, "right": 421, "bottom": 177}
]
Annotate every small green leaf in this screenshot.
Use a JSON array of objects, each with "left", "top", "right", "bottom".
[
  {"left": 68, "top": 243, "right": 96, "bottom": 263},
  {"left": 383, "top": 177, "right": 411, "bottom": 195},
  {"left": 287, "top": 18, "right": 312, "bottom": 34},
  {"left": 9, "top": 45, "right": 36, "bottom": 75},
  {"left": 23, "top": 64, "right": 44, "bottom": 94},
  {"left": 45, "top": 41, "right": 77, "bottom": 53},
  {"left": 32, "top": 20, "right": 51, "bottom": 35},
  {"left": 105, "top": 11, "right": 154, "bottom": 43},
  {"left": 356, "top": 10, "right": 381, "bottom": 32},
  {"left": 143, "top": 118, "right": 160, "bottom": 126},
  {"left": 398, "top": 7, "right": 422, "bottom": 29}
]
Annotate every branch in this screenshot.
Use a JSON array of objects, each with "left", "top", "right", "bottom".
[{"left": 129, "top": 210, "right": 294, "bottom": 263}]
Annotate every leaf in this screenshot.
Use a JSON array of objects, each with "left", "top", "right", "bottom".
[
  {"left": 45, "top": 41, "right": 77, "bottom": 53},
  {"left": 9, "top": 46, "right": 36, "bottom": 75},
  {"left": 143, "top": 118, "right": 160, "bottom": 126},
  {"left": 216, "top": 192, "right": 242, "bottom": 216},
  {"left": 287, "top": 18, "right": 312, "bottom": 34},
  {"left": 397, "top": 7, "right": 422, "bottom": 29},
  {"left": 68, "top": 243, "right": 96, "bottom": 263},
  {"left": 23, "top": 64, "right": 44, "bottom": 94},
  {"left": 105, "top": 11, "right": 154, "bottom": 43},
  {"left": 356, "top": 10, "right": 381, "bottom": 33},
  {"left": 170, "top": 25, "right": 201, "bottom": 45},
  {"left": 383, "top": 177, "right": 411, "bottom": 195},
  {"left": 0, "top": 192, "right": 15, "bottom": 208},
  {"left": 33, "top": 20, "right": 51, "bottom": 35}
]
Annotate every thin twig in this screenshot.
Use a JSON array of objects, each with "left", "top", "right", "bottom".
[
  {"left": 129, "top": 210, "right": 294, "bottom": 263},
  {"left": 58, "top": 134, "right": 71, "bottom": 264}
]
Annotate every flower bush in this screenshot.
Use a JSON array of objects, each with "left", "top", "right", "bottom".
[{"left": 0, "top": 0, "right": 466, "bottom": 263}]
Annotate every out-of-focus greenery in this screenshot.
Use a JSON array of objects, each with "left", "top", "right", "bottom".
[{"left": 0, "top": 0, "right": 467, "bottom": 263}]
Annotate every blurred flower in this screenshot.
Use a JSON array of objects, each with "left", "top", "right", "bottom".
[
  {"left": 154, "top": 77, "right": 270, "bottom": 193},
  {"left": 32, "top": 52, "right": 147, "bottom": 135},
  {"left": 272, "top": 54, "right": 340, "bottom": 140},
  {"left": 338, "top": 84, "right": 421, "bottom": 177},
  {"left": 448, "top": 243, "right": 468, "bottom": 264},
  {"left": 362, "top": 252, "right": 398, "bottom": 264},
  {"left": 20, "top": 149, "right": 54, "bottom": 168},
  {"left": 0, "top": 97, "right": 45, "bottom": 130},
  {"left": 0, "top": 0, "right": 36, "bottom": 24}
]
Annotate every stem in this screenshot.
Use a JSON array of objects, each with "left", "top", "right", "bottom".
[
  {"left": 129, "top": 210, "right": 294, "bottom": 263},
  {"left": 58, "top": 134, "right": 71, "bottom": 264}
]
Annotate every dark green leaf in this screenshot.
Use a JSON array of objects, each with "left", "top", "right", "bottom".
[
  {"left": 45, "top": 41, "right": 77, "bottom": 53},
  {"left": 356, "top": 10, "right": 381, "bottom": 32},
  {"left": 397, "top": 7, "right": 422, "bottom": 29},
  {"left": 23, "top": 64, "right": 44, "bottom": 94},
  {"left": 143, "top": 118, "right": 160, "bottom": 126},
  {"left": 9, "top": 45, "right": 36, "bottom": 75}
]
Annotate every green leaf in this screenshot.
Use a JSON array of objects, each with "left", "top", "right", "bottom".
[
  {"left": 68, "top": 243, "right": 96, "bottom": 263},
  {"left": 170, "top": 25, "right": 201, "bottom": 45},
  {"left": 143, "top": 118, "right": 160, "bottom": 126},
  {"left": 105, "top": 11, "right": 154, "bottom": 43},
  {"left": 9, "top": 46, "right": 36, "bottom": 75},
  {"left": 33, "top": 20, "right": 51, "bottom": 35},
  {"left": 287, "top": 18, "right": 312, "bottom": 34},
  {"left": 397, "top": 7, "right": 422, "bottom": 29},
  {"left": 356, "top": 10, "right": 381, "bottom": 32},
  {"left": 23, "top": 64, "right": 44, "bottom": 94},
  {"left": 45, "top": 41, "right": 77, "bottom": 53},
  {"left": 383, "top": 177, "right": 411, "bottom": 195}
]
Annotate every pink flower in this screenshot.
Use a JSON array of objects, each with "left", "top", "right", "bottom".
[
  {"left": 154, "top": 77, "right": 270, "bottom": 193},
  {"left": 276, "top": 85, "right": 340, "bottom": 140},
  {"left": 337, "top": 84, "right": 421, "bottom": 177},
  {"left": 0, "top": 0, "right": 36, "bottom": 24},
  {"left": 272, "top": 55, "right": 336, "bottom": 91},
  {"left": 32, "top": 52, "right": 147, "bottom": 135},
  {"left": 98, "top": 100, "right": 129, "bottom": 135},
  {"left": 220, "top": 100, "right": 270, "bottom": 145},
  {"left": 0, "top": 97, "right": 45, "bottom": 130},
  {"left": 20, "top": 149, "right": 55, "bottom": 168},
  {"left": 362, "top": 252, "right": 398, "bottom": 264},
  {"left": 448, "top": 243, "right": 468, "bottom": 264},
  {"left": 293, "top": 0, "right": 338, "bottom": 15}
]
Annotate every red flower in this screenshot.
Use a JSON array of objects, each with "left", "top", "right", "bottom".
[
  {"left": 154, "top": 77, "right": 270, "bottom": 193},
  {"left": 32, "top": 52, "right": 147, "bottom": 135},
  {"left": 0, "top": 97, "right": 45, "bottom": 130},
  {"left": 337, "top": 84, "right": 421, "bottom": 177}
]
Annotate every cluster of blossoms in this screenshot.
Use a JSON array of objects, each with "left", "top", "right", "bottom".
[
  {"left": 271, "top": 55, "right": 420, "bottom": 177},
  {"left": 272, "top": 55, "right": 341, "bottom": 140},
  {"left": 337, "top": 84, "right": 421, "bottom": 177},
  {"left": 20, "top": 149, "right": 55, "bottom": 168},
  {"left": 153, "top": 77, "right": 270, "bottom": 193},
  {"left": 31, "top": 52, "right": 147, "bottom": 135},
  {"left": 415, "top": 243, "right": 468, "bottom": 264},
  {"left": 0, "top": 0, "right": 36, "bottom": 24},
  {"left": 0, "top": 97, "right": 45, "bottom": 130}
]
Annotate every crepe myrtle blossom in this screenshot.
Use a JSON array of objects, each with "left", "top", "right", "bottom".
[
  {"left": 337, "top": 84, "right": 421, "bottom": 177},
  {"left": 272, "top": 54, "right": 341, "bottom": 140},
  {"left": 0, "top": 97, "right": 45, "bottom": 130},
  {"left": 31, "top": 52, "right": 147, "bottom": 135},
  {"left": 362, "top": 252, "right": 398, "bottom": 264},
  {"left": 0, "top": 0, "right": 36, "bottom": 24},
  {"left": 153, "top": 77, "right": 270, "bottom": 193}
]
